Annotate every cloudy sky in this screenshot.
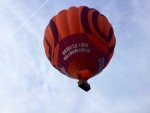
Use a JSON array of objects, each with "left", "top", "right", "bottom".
[{"left": 0, "top": 0, "right": 150, "bottom": 113}]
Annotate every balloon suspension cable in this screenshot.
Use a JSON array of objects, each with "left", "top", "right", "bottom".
[{"left": 78, "top": 80, "right": 91, "bottom": 92}]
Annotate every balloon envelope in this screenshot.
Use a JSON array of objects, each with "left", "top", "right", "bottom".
[{"left": 43, "top": 6, "right": 116, "bottom": 80}]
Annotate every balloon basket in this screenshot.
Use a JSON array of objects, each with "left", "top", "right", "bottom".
[{"left": 78, "top": 80, "right": 91, "bottom": 92}]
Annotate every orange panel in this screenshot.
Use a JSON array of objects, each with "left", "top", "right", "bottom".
[
  {"left": 87, "top": 34, "right": 108, "bottom": 54},
  {"left": 44, "top": 25, "right": 54, "bottom": 52},
  {"left": 99, "top": 15, "right": 110, "bottom": 38},
  {"left": 67, "top": 6, "right": 81, "bottom": 35},
  {"left": 55, "top": 10, "right": 70, "bottom": 40}
]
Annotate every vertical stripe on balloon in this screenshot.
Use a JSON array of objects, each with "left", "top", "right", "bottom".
[
  {"left": 49, "top": 20, "right": 59, "bottom": 48},
  {"left": 81, "top": 7, "right": 92, "bottom": 34}
]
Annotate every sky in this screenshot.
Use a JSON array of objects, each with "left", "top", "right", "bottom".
[{"left": 0, "top": 0, "right": 150, "bottom": 113}]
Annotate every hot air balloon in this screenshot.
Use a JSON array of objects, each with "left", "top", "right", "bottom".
[{"left": 43, "top": 6, "right": 116, "bottom": 91}]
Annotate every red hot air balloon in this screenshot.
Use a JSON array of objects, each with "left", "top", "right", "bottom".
[{"left": 43, "top": 6, "right": 116, "bottom": 91}]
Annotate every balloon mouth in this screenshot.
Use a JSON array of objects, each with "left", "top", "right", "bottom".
[{"left": 77, "top": 69, "right": 92, "bottom": 80}]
